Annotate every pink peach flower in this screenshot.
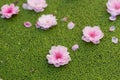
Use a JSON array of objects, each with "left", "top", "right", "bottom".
[
  {"left": 46, "top": 45, "right": 71, "bottom": 67},
  {"left": 36, "top": 14, "right": 57, "bottom": 30},
  {"left": 82, "top": 26, "right": 104, "bottom": 44},
  {"left": 22, "top": 0, "right": 48, "bottom": 13},
  {"left": 106, "top": 0, "right": 120, "bottom": 21},
  {"left": 0, "top": 4, "right": 19, "bottom": 18},
  {"left": 24, "top": 21, "right": 32, "bottom": 28},
  {"left": 72, "top": 44, "right": 79, "bottom": 51}
]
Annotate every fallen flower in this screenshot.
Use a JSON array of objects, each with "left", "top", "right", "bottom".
[
  {"left": 36, "top": 14, "right": 57, "bottom": 30},
  {"left": 0, "top": 4, "right": 19, "bottom": 18},
  {"left": 22, "top": 0, "right": 48, "bottom": 13},
  {"left": 46, "top": 45, "right": 71, "bottom": 67},
  {"left": 82, "top": 26, "right": 104, "bottom": 44},
  {"left": 112, "top": 37, "right": 118, "bottom": 44},
  {"left": 24, "top": 21, "right": 32, "bottom": 27},
  {"left": 72, "top": 44, "right": 79, "bottom": 51},
  {"left": 106, "top": 0, "right": 120, "bottom": 21}
]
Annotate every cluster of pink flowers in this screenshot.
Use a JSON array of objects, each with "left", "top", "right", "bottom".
[
  {"left": 0, "top": 0, "right": 48, "bottom": 19},
  {"left": 23, "top": 0, "right": 48, "bottom": 13},
  {"left": 107, "top": 0, "right": 120, "bottom": 21},
  {"left": 36, "top": 14, "right": 57, "bottom": 30},
  {"left": 0, "top": 0, "right": 119, "bottom": 67},
  {"left": 82, "top": 26, "right": 104, "bottom": 44},
  {"left": 46, "top": 45, "right": 71, "bottom": 67},
  {"left": 0, "top": 4, "right": 19, "bottom": 18}
]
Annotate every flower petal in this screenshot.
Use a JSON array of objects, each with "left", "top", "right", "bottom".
[
  {"left": 112, "top": 37, "right": 118, "bottom": 44},
  {"left": 109, "top": 26, "right": 115, "bottom": 31},
  {"left": 24, "top": 21, "right": 32, "bottom": 28},
  {"left": 72, "top": 44, "right": 79, "bottom": 51},
  {"left": 109, "top": 16, "right": 116, "bottom": 21},
  {"left": 67, "top": 22, "right": 75, "bottom": 29},
  {"left": 61, "top": 17, "right": 68, "bottom": 22}
]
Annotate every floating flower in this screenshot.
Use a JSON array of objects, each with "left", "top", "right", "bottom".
[
  {"left": 67, "top": 21, "right": 75, "bottom": 29},
  {"left": 109, "top": 26, "right": 115, "bottom": 31},
  {"left": 22, "top": 0, "right": 48, "bottom": 13},
  {"left": 72, "top": 44, "right": 79, "bottom": 51},
  {"left": 24, "top": 21, "right": 32, "bottom": 28},
  {"left": 0, "top": 4, "right": 19, "bottom": 18},
  {"left": 82, "top": 26, "right": 104, "bottom": 44},
  {"left": 106, "top": 0, "right": 120, "bottom": 21},
  {"left": 36, "top": 14, "right": 57, "bottom": 30},
  {"left": 112, "top": 37, "right": 118, "bottom": 44},
  {"left": 46, "top": 45, "right": 71, "bottom": 67}
]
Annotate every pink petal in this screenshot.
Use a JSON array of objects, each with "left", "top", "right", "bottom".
[
  {"left": 92, "top": 40, "right": 100, "bottom": 44},
  {"left": 109, "top": 16, "right": 116, "bottom": 21},
  {"left": 72, "top": 44, "right": 79, "bottom": 51},
  {"left": 61, "top": 17, "right": 68, "bottom": 22},
  {"left": 67, "top": 22, "right": 75, "bottom": 29},
  {"left": 24, "top": 21, "right": 32, "bottom": 28},
  {"left": 112, "top": 37, "right": 118, "bottom": 44},
  {"left": 109, "top": 26, "right": 115, "bottom": 31},
  {"left": 82, "top": 36, "right": 90, "bottom": 42}
]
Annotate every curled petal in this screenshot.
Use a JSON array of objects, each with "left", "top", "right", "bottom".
[
  {"left": 67, "top": 22, "right": 75, "bottom": 29},
  {"left": 72, "top": 44, "right": 79, "bottom": 51},
  {"left": 24, "top": 21, "right": 32, "bottom": 28}
]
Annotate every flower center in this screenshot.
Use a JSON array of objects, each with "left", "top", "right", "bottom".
[
  {"left": 115, "top": 4, "right": 120, "bottom": 10},
  {"left": 6, "top": 8, "right": 13, "bottom": 13},
  {"left": 55, "top": 53, "right": 62, "bottom": 59},
  {"left": 89, "top": 31, "right": 97, "bottom": 38}
]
